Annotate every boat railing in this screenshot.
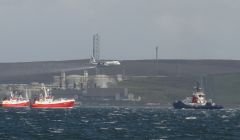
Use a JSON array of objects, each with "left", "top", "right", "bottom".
[
  {"left": 182, "top": 97, "right": 192, "bottom": 103},
  {"left": 208, "top": 99, "right": 213, "bottom": 103}
]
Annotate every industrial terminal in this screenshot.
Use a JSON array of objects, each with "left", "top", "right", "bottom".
[
  {"left": 1, "top": 34, "right": 240, "bottom": 106},
  {"left": 0, "top": 34, "right": 141, "bottom": 106}
]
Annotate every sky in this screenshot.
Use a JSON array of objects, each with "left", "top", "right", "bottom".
[{"left": 0, "top": 0, "right": 240, "bottom": 62}]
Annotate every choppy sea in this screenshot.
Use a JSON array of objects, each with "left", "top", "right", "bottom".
[{"left": 0, "top": 107, "right": 239, "bottom": 140}]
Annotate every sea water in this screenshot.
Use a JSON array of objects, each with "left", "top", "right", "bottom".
[{"left": 0, "top": 107, "right": 239, "bottom": 140}]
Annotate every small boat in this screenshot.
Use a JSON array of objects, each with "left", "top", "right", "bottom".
[
  {"left": 31, "top": 84, "right": 75, "bottom": 109},
  {"left": 1, "top": 91, "right": 30, "bottom": 108},
  {"left": 173, "top": 82, "right": 223, "bottom": 109}
]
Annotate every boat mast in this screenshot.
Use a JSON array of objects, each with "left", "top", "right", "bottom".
[
  {"left": 42, "top": 84, "right": 48, "bottom": 99},
  {"left": 25, "top": 88, "right": 29, "bottom": 100}
]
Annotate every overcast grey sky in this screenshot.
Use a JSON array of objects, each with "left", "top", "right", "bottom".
[{"left": 0, "top": 0, "right": 240, "bottom": 62}]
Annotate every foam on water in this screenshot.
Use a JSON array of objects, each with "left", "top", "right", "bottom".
[
  {"left": 185, "top": 116, "right": 197, "bottom": 120},
  {"left": 103, "top": 121, "right": 117, "bottom": 124},
  {"left": 48, "top": 128, "right": 64, "bottom": 134},
  {"left": 114, "top": 127, "right": 126, "bottom": 131}
]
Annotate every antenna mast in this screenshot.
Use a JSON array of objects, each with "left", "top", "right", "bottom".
[{"left": 93, "top": 33, "right": 100, "bottom": 61}]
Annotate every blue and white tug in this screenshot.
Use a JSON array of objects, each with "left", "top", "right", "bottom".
[{"left": 173, "top": 83, "right": 223, "bottom": 109}]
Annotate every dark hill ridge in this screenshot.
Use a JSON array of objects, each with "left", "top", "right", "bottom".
[
  {"left": 124, "top": 59, "right": 240, "bottom": 76},
  {"left": 0, "top": 59, "right": 90, "bottom": 83},
  {"left": 1, "top": 59, "right": 240, "bottom": 83}
]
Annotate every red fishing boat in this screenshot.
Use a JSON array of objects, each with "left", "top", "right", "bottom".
[
  {"left": 1, "top": 91, "right": 30, "bottom": 108},
  {"left": 31, "top": 84, "right": 75, "bottom": 109}
]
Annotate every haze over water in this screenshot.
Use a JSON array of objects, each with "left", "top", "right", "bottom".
[{"left": 0, "top": 107, "right": 239, "bottom": 140}]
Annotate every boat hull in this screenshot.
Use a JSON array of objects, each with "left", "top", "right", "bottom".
[
  {"left": 173, "top": 101, "right": 223, "bottom": 109},
  {"left": 1, "top": 101, "right": 30, "bottom": 108},
  {"left": 31, "top": 100, "right": 75, "bottom": 109}
]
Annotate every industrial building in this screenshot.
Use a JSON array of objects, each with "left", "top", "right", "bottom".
[
  {"left": 33, "top": 71, "right": 141, "bottom": 104},
  {"left": 52, "top": 71, "right": 123, "bottom": 89}
]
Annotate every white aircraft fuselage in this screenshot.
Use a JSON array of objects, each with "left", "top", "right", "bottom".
[{"left": 90, "top": 56, "right": 121, "bottom": 67}]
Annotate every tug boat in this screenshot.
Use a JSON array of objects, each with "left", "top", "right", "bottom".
[
  {"left": 173, "top": 83, "right": 223, "bottom": 109},
  {"left": 1, "top": 91, "right": 30, "bottom": 108},
  {"left": 31, "top": 84, "right": 75, "bottom": 109}
]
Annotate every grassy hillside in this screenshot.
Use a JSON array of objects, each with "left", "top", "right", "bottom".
[
  {"left": 207, "top": 73, "right": 240, "bottom": 105},
  {"left": 115, "top": 74, "right": 240, "bottom": 106},
  {"left": 116, "top": 76, "right": 196, "bottom": 104}
]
